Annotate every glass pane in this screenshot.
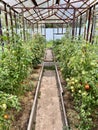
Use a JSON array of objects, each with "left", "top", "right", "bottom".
[{"left": 3, "top": 0, "right": 18, "bottom": 6}]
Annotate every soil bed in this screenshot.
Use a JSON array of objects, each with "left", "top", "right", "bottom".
[{"left": 11, "top": 65, "right": 42, "bottom": 130}]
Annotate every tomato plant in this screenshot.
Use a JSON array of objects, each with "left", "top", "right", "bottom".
[
  {"left": 0, "top": 91, "right": 20, "bottom": 130},
  {"left": 31, "top": 33, "right": 45, "bottom": 67},
  {"left": 53, "top": 36, "right": 98, "bottom": 130},
  {"left": 0, "top": 33, "right": 45, "bottom": 94},
  {"left": 0, "top": 33, "right": 45, "bottom": 129}
]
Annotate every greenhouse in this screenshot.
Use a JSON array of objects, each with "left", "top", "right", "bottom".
[{"left": 0, "top": 0, "right": 98, "bottom": 130}]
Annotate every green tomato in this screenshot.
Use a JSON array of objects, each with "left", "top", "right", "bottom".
[
  {"left": 82, "top": 92, "right": 88, "bottom": 97},
  {"left": 78, "top": 90, "right": 82, "bottom": 94},
  {"left": 90, "top": 62, "right": 96, "bottom": 66},
  {"left": 2, "top": 104, "right": 7, "bottom": 110},
  {"left": 71, "top": 86, "right": 74, "bottom": 90},
  {"left": 71, "top": 77, "right": 75, "bottom": 81},
  {"left": 82, "top": 70, "right": 86, "bottom": 75},
  {"left": 66, "top": 78, "right": 70, "bottom": 82},
  {"left": 71, "top": 89, "right": 75, "bottom": 93},
  {"left": 75, "top": 79, "right": 78, "bottom": 83},
  {"left": 71, "top": 81, "right": 75, "bottom": 85}
]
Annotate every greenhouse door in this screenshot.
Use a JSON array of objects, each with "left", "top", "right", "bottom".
[{"left": 46, "top": 28, "right": 53, "bottom": 41}]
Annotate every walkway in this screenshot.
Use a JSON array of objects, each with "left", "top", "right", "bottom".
[{"left": 35, "top": 49, "right": 63, "bottom": 130}]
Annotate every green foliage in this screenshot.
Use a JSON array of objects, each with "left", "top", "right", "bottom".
[
  {"left": 53, "top": 36, "right": 98, "bottom": 130},
  {"left": 0, "top": 33, "right": 45, "bottom": 129},
  {"left": 0, "top": 91, "right": 20, "bottom": 130},
  {"left": 0, "top": 37, "right": 32, "bottom": 94},
  {"left": 0, "top": 33, "right": 45, "bottom": 94},
  {"left": 32, "top": 33, "right": 46, "bottom": 45},
  {"left": 46, "top": 40, "right": 53, "bottom": 48},
  {"left": 31, "top": 33, "right": 45, "bottom": 67}
]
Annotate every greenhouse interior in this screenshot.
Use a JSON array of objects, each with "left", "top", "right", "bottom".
[{"left": 0, "top": 0, "right": 98, "bottom": 130}]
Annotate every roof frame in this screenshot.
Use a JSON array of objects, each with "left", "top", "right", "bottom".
[
  {"left": 1, "top": 0, "right": 97, "bottom": 24},
  {"left": 31, "top": 0, "right": 38, "bottom": 6},
  {"left": 12, "top": 0, "right": 28, "bottom": 7},
  {"left": 18, "top": 0, "right": 38, "bottom": 22},
  {"left": 56, "top": 0, "right": 60, "bottom": 4}
]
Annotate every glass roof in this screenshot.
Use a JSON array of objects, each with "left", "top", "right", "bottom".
[{"left": 1, "top": 0, "right": 98, "bottom": 23}]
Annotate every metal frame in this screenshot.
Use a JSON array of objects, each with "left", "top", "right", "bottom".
[
  {"left": 1, "top": 0, "right": 97, "bottom": 23},
  {"left": 0, "top": 0, "right": 98, "bottom": 42},
  {"left": 0, "top": 10, "right": 2, "bottom": 36}
]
